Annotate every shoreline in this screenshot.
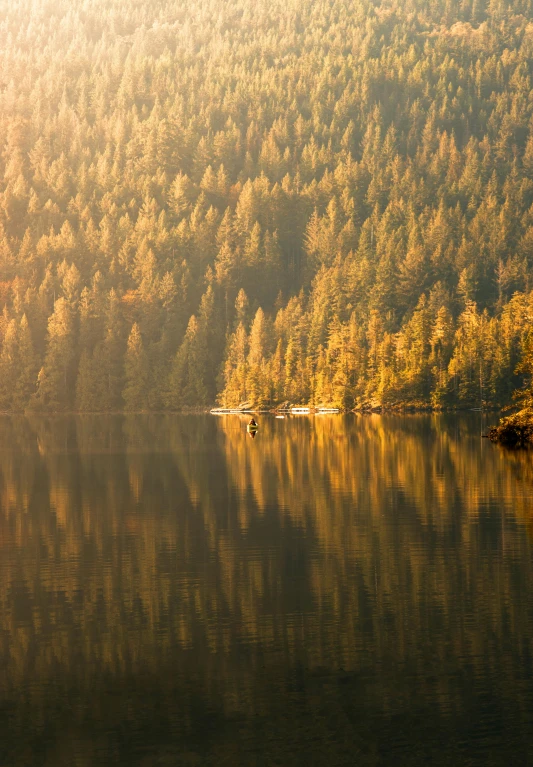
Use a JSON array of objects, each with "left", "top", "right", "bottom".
[
  {"left": 488, "top": 408, "right": 533, "bottom": 448},
  {"left": 0, "top": 406, "right": 502, "bottom": 416}
]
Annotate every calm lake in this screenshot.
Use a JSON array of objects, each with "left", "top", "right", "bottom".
[{"left": 0, "top": 413, "right": 532, "bottom": 766}]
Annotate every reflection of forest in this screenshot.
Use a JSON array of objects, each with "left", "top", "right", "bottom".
[{"left": 0, "top": 414, "right": 532, "bottom": 766}]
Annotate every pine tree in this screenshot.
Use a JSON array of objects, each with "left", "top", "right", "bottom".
[
  {"left": 430, "top": 306, "right": 454, "bottom": 406},
  {"left": 219, "top": 323, "right": 248, "bottom": 407},
  {"left": 247, "top": 308, "right": 270, "bottom": 407},
  {"left": 123, "top": 323, "right": 149, "bottom": 411},
  {"left": 0, "top": 319, "right": 18, "bottom": 410},
  {"left": 76, "top": 349, "right": 104, "bottom": 411},
  {"left": 30, "top": 298, "right": 76, "bottom": 411},
  {"left": 13, "top": 315, "right": 38, "bottom": 410},
  {"left": 167, "top": 316, "right": 208, "bottom": 408},
  {"left": 101, "top": 289, "right": 124, "bottom": 412}
]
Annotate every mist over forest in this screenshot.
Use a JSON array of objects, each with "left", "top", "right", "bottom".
[{"left": 2, "top": 0, "right": 533, "bottom": 410}]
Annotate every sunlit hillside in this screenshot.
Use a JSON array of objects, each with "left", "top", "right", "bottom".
[{"left": 2, "top": 0, "right": 533, "bottom": 409}]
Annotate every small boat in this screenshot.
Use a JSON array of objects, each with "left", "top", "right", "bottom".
[{"left": 247, "top": 423, "right": 259, "bottom": 433}]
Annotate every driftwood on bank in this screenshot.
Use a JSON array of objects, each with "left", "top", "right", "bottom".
[{"left": 488, "top": 408, "right": 533, "bottom": 448}]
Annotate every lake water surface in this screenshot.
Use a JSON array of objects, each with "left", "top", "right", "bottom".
[{"left": 0, "top": 413, "right": 532, "bottom": 766}]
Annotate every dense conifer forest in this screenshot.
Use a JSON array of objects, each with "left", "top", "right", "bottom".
[{"left": 2, "top": 0, "right": 533, "bottom": 410}]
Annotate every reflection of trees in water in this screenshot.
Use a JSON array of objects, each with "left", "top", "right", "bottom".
[{"left": 0, "top": 415, "right": 532, "bottom": 765}]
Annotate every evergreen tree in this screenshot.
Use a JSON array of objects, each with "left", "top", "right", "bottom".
[
  {"left": 247, "top": 308, "right": 270, "bottom": 407},
  {"left": 167, "top": 316, "right": 208, "bottom": 408},
  {"left": 76, "top": 349, "right": 104, "bottom": 412},
  {"left": 13, "top": 315, "right": 38, "bottom": 410},
  {"left": 0, "top": 319, "right": 18, "bottom": 410},
  {"left": 101, "top": 289, "right": 124, "bottom": 412},
  {"left": 123, "top": 323, "right": 149, "bottom": 411},
  {"left": 30, "top": 298, "right": 76, "bottom": 411}
]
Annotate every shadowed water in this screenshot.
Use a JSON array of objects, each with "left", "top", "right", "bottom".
[{"left": 0, "top": 413, "right": 532, "bottom": 766}]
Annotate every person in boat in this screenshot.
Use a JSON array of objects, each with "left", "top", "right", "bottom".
[{"left": 248, "top": 418, "right": 257, "bottom": 429}]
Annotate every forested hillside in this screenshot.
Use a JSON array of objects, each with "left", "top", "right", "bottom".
[{"left": 2, "top": 0, "right": 533, "bottom": 410}]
